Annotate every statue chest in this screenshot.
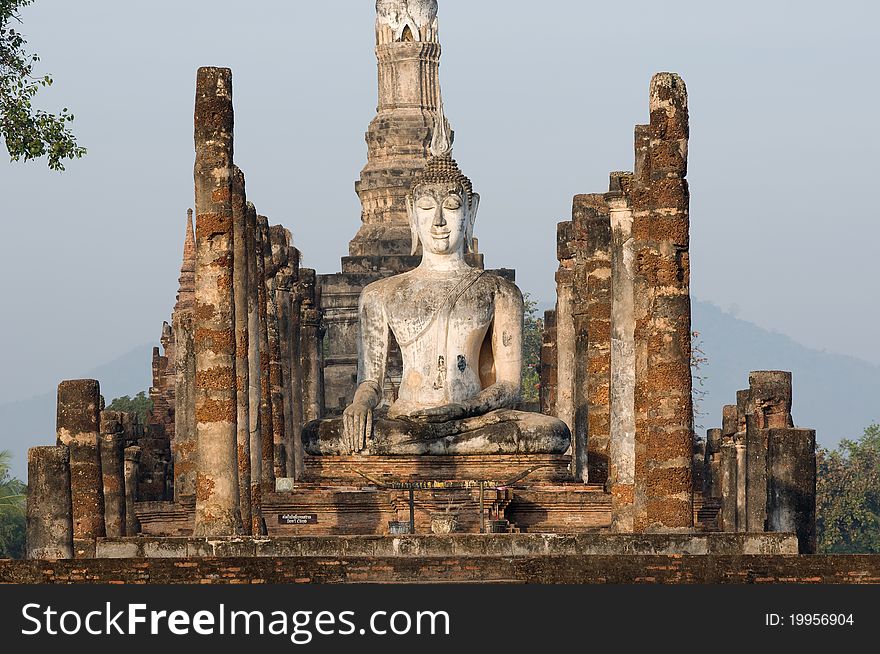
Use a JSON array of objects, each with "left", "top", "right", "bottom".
[{"left": 386, "top": 282, "right": 495, "bottom": 352}]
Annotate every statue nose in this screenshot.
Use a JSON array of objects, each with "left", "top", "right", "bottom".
[{"left": 433, "top": 210, "right": 446, "bottom": 227}]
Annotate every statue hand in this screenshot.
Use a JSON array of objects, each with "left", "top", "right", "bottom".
[
  {"left": 409, "top": 403, "right": 467, "bottom": 423},
  {"left": 342, "top": 401, "right": 373, "bottom": 454}
]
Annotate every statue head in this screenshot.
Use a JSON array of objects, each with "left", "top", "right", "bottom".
[{"left": 407, "top": 100, "right": 479, "bottom": 257}]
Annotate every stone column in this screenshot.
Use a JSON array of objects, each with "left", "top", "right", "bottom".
[
  {"left": 749, "top": 371, "right": 794, "bottom": 429},
  {"left": 574, "top": 194, "right": 612, "bottom": 484},
  {"left": 56, "top": 379, "right": 105, "bottom": 558},
  {"left": 26, "top": 446, "right": 73, "bottom": 560},
  {"left": 555, "top": 220, "right": 576, "bottom": 472},
  {"left": 718, "top": 404, "right": 738, "bottom": 530},
  {"left": 270, "top": 225, "right": 294, "bottom": 478},
  {"left": 287, "top": 247, "right": 305, "bottom": 479},
  {"left": 245, "top": 202, "right": 264, "bottom": 533},
  {"left": 123, "top": 446, "right": 141, "bottom": 536},
  {"left": 607, "top": 172, "right": 636, "bottom": 532},
  {"left": 231, "top": 166, "right": 252, "bottom": 532},
  {"left": 192, "top": 66, "right": 243, "bottom": 537},
  {"left": 265, "top": 224, "right": 288, "bottom": 481},
  {"left": 539, "top": 309, "right": 558, "bottom": 417},
  {"left": 768, "top": 428, "right": 817, "bottom": 554},
  {"left": 705, "top": 428, "right": 723, "bottom": 500},
  {"left": 719, "top": 438, "right": 737, "bottom": 531},
  {"left": 99, "top": 411, "right": 126, "bottom": 538},
  {"left": 173, "top": 210, "right": 197, "bottom": 501},
  {"left": 299, "top": 268, "right": 324, "bottom": 424},
  {"left": 632, "top": 74, "right": 693, "bottom": 532},
  {"left": 735, "top": 437, "right": 747, "bottom": 532},
  {"left": 745, "top": 413, "right": 769, "bottom": 532},
  {"left": 256, "top": 215, "right": 275, "bottom": 495}
]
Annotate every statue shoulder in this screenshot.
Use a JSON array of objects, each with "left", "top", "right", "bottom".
[
  {"left": 479, "top": 271, "right": 524, "bottom": 305},
  {"left": 360, "top": 271, "right": 413, "bottom": 308}
]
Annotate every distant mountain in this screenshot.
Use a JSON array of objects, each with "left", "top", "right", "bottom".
[
  {"left": 692, "top": 300, "right": 878, "bottom": 447},
  {"left": 0, "top": 344, "right": 153, "bottom": 480},
  {"left": 2, "top": 302, "right": 877, "bottom": 481}
]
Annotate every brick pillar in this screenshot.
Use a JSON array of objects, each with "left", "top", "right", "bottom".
[
  {"left": 539, "top": 309, "right": 558, "bottom": 417},
  {"left": 768, "top": 428, "right": 817, "bottom": 554},
  {"left": 173, "top": 210, "right": 197, "bottom": 501},
  {"left": 26, "top": 446, "right": 73, "bottom": 560},
  {"left": 573, "top": 194, "right": 612, "bottom": 484},
  {"left": 245, "top": 201, "right": 264, "bottom": 534},
  {"left": 265, "top": 224, "right": 287, "bottom": 481},
  {"left": 192, "top": 66, "right": 243, "bottom": 537},
  {"left": 99, "top": 411, "right": 126, "bottom": 538},
  {"left": 256, "top": 215, "right": 275, "bottom": 495},
  {"left": 288, "top": 247, "right": 306, "bottom": 479},
  {"left": 300, "top": 268, "right": 324, "bottom": 424},
  {"left": 231, "top": 166, "right": 252, "bottom": 532},
  {"left": 285, "top": 246, "right": 305, "bottom": 479},
  {"left": 270, "top": 225, "right": 293, "bottom": 478},
  {"left": 632, "top": 73, "right": 693, "bottom": 532},
  {"left": 123, "top": 446, "right": 141, "bottom": 536},
  {"left": 555, "top": 220, "right": 576, "bottom": 472},
  {"left": 56, "top": 379, "right": 105, "bottom": 558}
]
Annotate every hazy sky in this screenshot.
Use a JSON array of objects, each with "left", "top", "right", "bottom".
[{"left": 1, "top": 0, "right": 878, "bottom": 405}]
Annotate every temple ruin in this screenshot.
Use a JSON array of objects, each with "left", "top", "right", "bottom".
[{"left": 23, "top": 0, "right": 818, "bottom": 569}]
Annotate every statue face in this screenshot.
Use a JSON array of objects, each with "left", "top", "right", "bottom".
[{"left": 411, "top": 184, "right": 470, "bottom": 256}]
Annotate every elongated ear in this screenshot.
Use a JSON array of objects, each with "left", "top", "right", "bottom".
[
  {"left": 465, "top": 193, "right": 480, "bottom": 254},
  {"left": 406, "top": 194, "right": 420, "bottom": 256}
]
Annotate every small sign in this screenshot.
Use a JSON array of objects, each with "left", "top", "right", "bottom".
[{"left": 278, "top": 513, "right": 318, "bottom": 525}]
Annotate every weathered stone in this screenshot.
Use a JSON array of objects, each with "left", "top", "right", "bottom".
[
  {"left": 192, "top": 66, "right": 243, "bottom": 537},
  {"left": 539, "top": 309, "right": 558, "bottom": 417},
  {"left": 719, "top": 438, "right": 737, "bottom": 531},
  {"left": 745, "top": 413, "right": 769, "bottom": 532},
  {"left": 173, "top": 209, "right": 197, "bottom": 501},
  {"left": 56, "top": 379, "right": 105, "bottom": 558},
  {"left": 245, "top": 202, "right": 264, "bottom": 534},
  {"left": 705, "top": 427, "right": 723, "bottom": 500},
  {"left": 749, "top": 371, "right": 794, "bottom": 429},
  {"left": 632, "top": 74, "right": 693, "bottom": 533},
  {"left": 255, "top": 214, "right": 275, "bottom": 498},
  {"left": 265, "top": 224, "right": 287, "bottom": 480},
  {"left": 231, "top": 166, "right": 252, "bottom": 532},
  {"left": 26, "top": 446, "right": 72, "bottom": 560},
  {"left": 573, "top": 194, "right": 612, "bottom": 484},
  {"left": 99, "top": 411, "right": 126, "bottom": 538},
  {"left": 124, "top": 446, "right": 141, "bottom": 536},
  {"left": 735, "top": 438, "right": 747, "bottom": 533},
  {"left": 607, "top": 172, "right": 635, "bottom": 532},
  {"left": 767, "top": 428, "right": 817, "bottom": 554}
]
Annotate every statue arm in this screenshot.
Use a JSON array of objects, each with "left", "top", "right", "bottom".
[
  {"left": 463, "top": 281, "right": 523, "bottom": 413},
  {"left": 343, "top": 286, "right": 388, "bottom": 452}
]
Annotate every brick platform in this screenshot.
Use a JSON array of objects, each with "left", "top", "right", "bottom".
[{"left": 2, "top": 554, "right": 879, "bottom": 584}]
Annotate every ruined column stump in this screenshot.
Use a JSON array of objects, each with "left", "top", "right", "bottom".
[
  {"left": 768, "top": 428, "right": 817, "bottom": 554},
  {"left": 99, "top": 411, "right": 126, "bottom": 538},
  {"left": 26, "top": 446, "right": 73, "bottom": 560},
  {"left": 56, "top": 379, "right": 105, "bottom": 558}
]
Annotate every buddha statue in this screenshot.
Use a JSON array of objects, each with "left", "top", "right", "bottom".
[{"left": 303, "top": 106, "right": 570, "bottom": 456}]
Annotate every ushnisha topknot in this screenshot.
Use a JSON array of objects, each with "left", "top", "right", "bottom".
[{"left": 412, "top": 96, "right": 475, "bottom": 201}]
